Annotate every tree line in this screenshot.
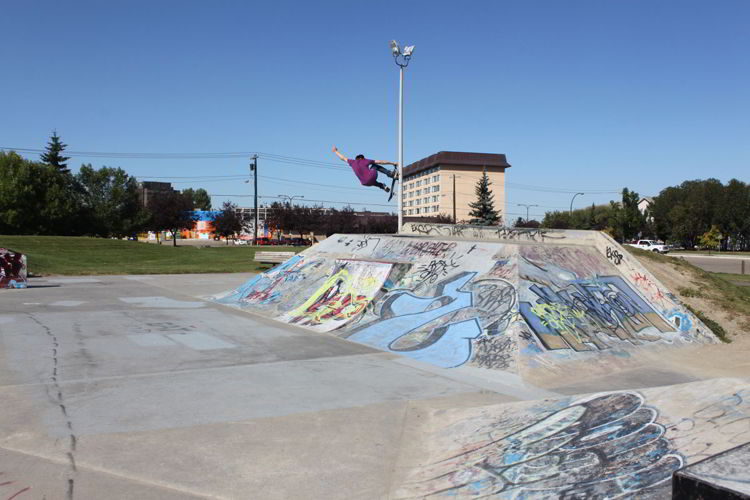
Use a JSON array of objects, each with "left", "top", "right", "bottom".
[
  {"left": 1, "top": 133, "right": 209, "bottom": 241},
  {"left": 535, "top": 179, "right": 750, "bottom": 250},
  {"left": 0, "top": 134, "right": 397, "bottom": 243}
]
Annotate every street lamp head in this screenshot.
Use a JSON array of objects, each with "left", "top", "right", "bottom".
[
  {"left": 390, "top": 40, "right": 400, "bottom": 56},
  {"left": 402, "top": 45, "right": 415, "bottom": 57}
]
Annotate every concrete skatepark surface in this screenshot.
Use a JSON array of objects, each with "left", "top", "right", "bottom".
[{"left": 0, "top": 225, "right": 748, "bottom": 498}]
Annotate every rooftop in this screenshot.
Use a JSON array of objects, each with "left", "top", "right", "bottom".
[{"left": 403, "top": 151, "right": 511, "bottom": 177}]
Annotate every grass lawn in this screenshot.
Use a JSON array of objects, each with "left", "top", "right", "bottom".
[
  {"left": 0, "top": 235, "right": 303, "bottom": 275},
  {"left": 713, "top": 272, "right": 750, "bottom": 285}
]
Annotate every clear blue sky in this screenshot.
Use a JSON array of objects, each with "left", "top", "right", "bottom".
[{"left": 2, "top": 0, "right": 748, "bottom": 221}]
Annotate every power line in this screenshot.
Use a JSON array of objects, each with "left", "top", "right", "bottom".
[
  {"left": 3, "top": 145, "right": 622, "bottom": 194},
  {"left": 210, "top": 194, "right": 395, "bottom": 208}
]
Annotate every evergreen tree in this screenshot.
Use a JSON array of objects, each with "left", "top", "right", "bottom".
[
  {"left": 40, "top": 131, "right": 71, "bottom": 173},
  {"left": 468, "top": 167, "right": 500, "bottom": 225}
]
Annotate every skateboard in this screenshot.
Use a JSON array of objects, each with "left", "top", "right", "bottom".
[{"left": 387, "top": 168, "right": 399, "bottom": 202}]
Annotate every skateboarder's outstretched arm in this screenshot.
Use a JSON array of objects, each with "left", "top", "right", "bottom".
[
  {"left": 332, "top": 146, "right": 348, "bottom": 163},
  {"left": 373, "top": 159, "right": 398, "bottom": 166}
]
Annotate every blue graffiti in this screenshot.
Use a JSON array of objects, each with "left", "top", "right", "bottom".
[
  {"left": 218, "top": 255, "right": 303, "bottom": 304},
  {"left": 666, "top": 309, "right": 693, "bottom": 332},
  {"left": 347, "top": 272, "right": 482, "bottom": 368}
]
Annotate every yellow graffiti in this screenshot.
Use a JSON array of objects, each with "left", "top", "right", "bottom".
[
  {"left": 531, "top": 302, "right": 586, "bottom": 342},
  {"left": 288, "top": 268, "right": 350, "bottom": 318}
]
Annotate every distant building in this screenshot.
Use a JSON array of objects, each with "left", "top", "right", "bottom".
[
  {"left": 401, "top": 151, "right": 511, "bottom": 223},
  {"left": 137, "top": 181, "right": 177, "bottom": 207},
  {"left": 638, "top": 197, "right": 654, "bottom": 214}
]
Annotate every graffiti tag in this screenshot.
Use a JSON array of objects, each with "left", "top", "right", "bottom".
[{"left": 606, "top": 246, "right": 623, "bottom": 265}]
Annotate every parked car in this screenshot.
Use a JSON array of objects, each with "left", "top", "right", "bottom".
[{"left": 625, "top": 240, "right": 669, "bottom": 253}]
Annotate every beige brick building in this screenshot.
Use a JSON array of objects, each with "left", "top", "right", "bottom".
[{"left": 401, "top": 151, "right": 511, "bottom": 223}]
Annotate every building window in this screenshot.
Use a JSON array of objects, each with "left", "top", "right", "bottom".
[
  {"left": 408, "top": 209, "right": 413, "bottom": 215},
  {"left": 408, "top": 200, "right": 413, "bottom": 207},
  {"left": 416, "top": 180, "right": 422, "bottom": 187},
  {"left": 415, "top": 189, "right": 421, "bottom": 196},
  {"left": 415, "top": 208, "right": 420, "bottom": 214},
  {"left": 433, "top": 205, "right": 439, "bottom": 212},
  {"left": 432, "top": 175, "right": 439, "bottom": 182},
  {"left": 415, "top": 199, "right": 421, "bottom": 205},
  {"left": 432, "top": 185, "right": 439, "bottom": 192},
  {"left": 432, "top": 195, "right": 438, "bottom": 202}
]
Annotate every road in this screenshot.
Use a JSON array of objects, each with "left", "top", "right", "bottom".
[{"left": 670, "top": 252, "right": 750, "bottom": 276}]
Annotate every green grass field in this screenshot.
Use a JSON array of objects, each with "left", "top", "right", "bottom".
[{"left": 1, "top": 236, "right": 303, "bottom": 275}]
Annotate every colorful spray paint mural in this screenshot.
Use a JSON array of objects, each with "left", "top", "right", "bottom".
[
  {"left": 213, "top": 234, "right": 715, "bottom": 371},
  {"left": 517, "top": 246, "right": 683, "bottom": 352},
  {"left": 280, "top": 260, "right": 392, "bottom": 332},
  {"left": 396, "top": 379, "right": 750, "bottom": 499},
  {"left": 0, "top": 248, "right": 27, "bottom": 289}
]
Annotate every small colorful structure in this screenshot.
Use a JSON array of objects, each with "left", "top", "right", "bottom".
[{"left": 0, "top": 248, "right": 27, "bottom": 288}]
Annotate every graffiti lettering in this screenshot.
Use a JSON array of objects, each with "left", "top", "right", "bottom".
[
  {"left": 520, "top": 276, "right": 676, "bottom": 351},
  {"left": 606, "top": 246, "right": 623, "bottom": 265},
  {"left": 470, "top": 279, "right": 516, "bottom": 313},
  {"left": 415, "top": 257, "right": 460, "bottom": 285},
  {"left": 401, "top": 391, "right": 682, "bottom": 498},
  {"left": 404, "top": 241, "right": 458, "bottom": 258},
  {"left": 282, "top": 261, "right": 391, "bottom": 331},
  {"left": 632, "top": 272, "right": 671, "bottom": 309},
  {"left": 406, "top": 223, "right": 564, "bottom": 241}
]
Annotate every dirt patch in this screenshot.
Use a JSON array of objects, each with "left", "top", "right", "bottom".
[{"left": 627, "top": 247, "right": 750, "bottom": 342}]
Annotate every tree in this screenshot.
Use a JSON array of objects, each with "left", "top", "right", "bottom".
[
  {"left": 620, "top": 188, "right": 645, "bottom": 241},
  {"left": 147, "top": 191, "right": 198, "bottom": 246},
  {"left": 76, "top": 164, "right": 149, "bottom": 237},
  {"left": 514, "top": 217, "right": 540, "bottom": 228},
  {"left": 468, "top": 167, "right": 500, "bottom": 225},
  {"left": 0, "top": 151, "right": 84, "bottom": 235},
  {"left": 183, "top": 188, "right": 212, "bottom": 210},
  {"left": 40, "top": 131, "right": 71, "bottom": 174},
  {"left": 213, "top": 201, "right": 248, "bottom": 244},
  {"left": 433, "top": 213, "right": 455, "bottom": 224},
  {"left": 698, "top": 225, "right": 722, "bottom": 254},
  {"left": 323, "top": 206, "right": 358, "bottom": 235}
]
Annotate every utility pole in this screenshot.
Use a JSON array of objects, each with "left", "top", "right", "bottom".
[
  {"left": 250, "top": 155, "right": 258, "bottom": 245},
  {"left": 452, "top": 174, "right": 457, "bottom": 223}
]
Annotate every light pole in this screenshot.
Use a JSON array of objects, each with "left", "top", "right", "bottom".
[
  {"left": 278, "top": 195, "right": 304, "bottom": 205},
  {"left": 517, "top": 203, "right": 539, "bottom": 223},
  {"left": 390, "top": 40, "right": 414, "bottom": 234},
  {"left": 249, "top": 155, "right": 258, "bottom": 245},
  {"left": 570, "top": 192, "right": 584, "bottom": 214}
]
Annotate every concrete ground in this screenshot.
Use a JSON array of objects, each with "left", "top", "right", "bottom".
[
  {"left": 0, "top": 273, "right": 540, "bottom": 500},
  {"left": 2, "top": 273, "right": 749, "bottom": 499}
]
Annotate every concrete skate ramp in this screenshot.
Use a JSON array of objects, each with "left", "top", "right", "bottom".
[
  {"left": 213, "top": 224, "right": 716, "bottom": 372},
  {"left": 393, "top": 377, "right": 750, "bottom": 499}
]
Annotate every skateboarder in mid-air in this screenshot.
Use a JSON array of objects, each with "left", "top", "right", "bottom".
[{"left": 332, "top": 146, "right": 398, "bottom": 194}]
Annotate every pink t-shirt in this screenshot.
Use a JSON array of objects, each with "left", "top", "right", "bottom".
[{"left": 347, "top": 158, "right": 378, "bottom": 186}]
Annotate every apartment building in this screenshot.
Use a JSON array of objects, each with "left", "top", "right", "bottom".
[{"left": 401, "top": 151, "right": 511, "bottom": 221}]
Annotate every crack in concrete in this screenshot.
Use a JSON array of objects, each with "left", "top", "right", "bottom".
[{"left": 28, "top": 314, "right": 77, "bottom": 500}]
